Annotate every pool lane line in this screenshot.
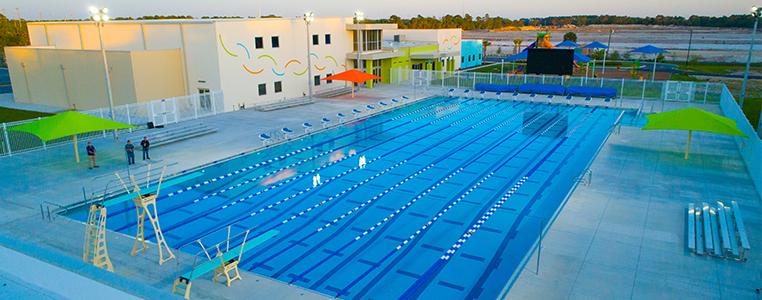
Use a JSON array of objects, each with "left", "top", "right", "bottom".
[
  {"left": 397, "top": 107, "right": 601, "bottom": 300},
  {"left": 233, "top": 100, "right": 538, "bottom": 269},
  {"left": 297, "top": 105, "right": 580, "bottom": 293},
  {"left": 162, "top": 99, "right": 511, "bottom": 246},
  {"left": 146, "top": 97, "right": 461, "bottom": 204},
  {"left": 149, "top": 98, "right": 497, "bottom": 243},
  {"left": 346, "top": 105, "right": 595, "bottom": 299},
  {"left": 242, "top": 101, "right": 552, "bottom": 274},
  {"left": 464, "top": 111, "right": 621, "bottom": 300},
  {"left": 108, "top": 97, "right": 467, "bottom": 219}
]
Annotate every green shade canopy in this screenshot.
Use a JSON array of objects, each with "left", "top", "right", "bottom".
[
  {"left": 9, "top": 111, "right": 135, "bottom": 142},
  {"left": 642, "top": 107, "right": 747, "bottom": 137}
]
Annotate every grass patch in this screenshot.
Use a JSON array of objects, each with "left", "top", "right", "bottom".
[
  {"left": 677, "top": 62, "right": 761, "bottom": 75},
  {"left": 0, "top": 107, "right": 51, "bottom": 123}
]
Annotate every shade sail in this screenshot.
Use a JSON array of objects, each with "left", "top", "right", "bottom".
[
  {"left": 629, "top": 45, "right": 668, "bottom": 54},
  {"left": 555, "top": 40, "right": 579, "bottom": 48},
  {"left": 642, "top": 108, "right": 746, "bottom": 137},
  {"left": 322, "top": 69, "right": 381, "bottom": 84},
  {"left": 582, "top": 41, "right": 608, "bottom": 49},
  {"left": 9, "top": 111, "right": 136, "bottom": 142}
]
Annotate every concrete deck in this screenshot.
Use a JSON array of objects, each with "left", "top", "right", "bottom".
[
  {"left": 0, "top": 85, "right": 759, "bottom": 299},
  {"left": 0, "top": 85, "right": 429, "bottom": 299},
  {"left": 507, "top": 105, "right": 762, "bottom": 299}
]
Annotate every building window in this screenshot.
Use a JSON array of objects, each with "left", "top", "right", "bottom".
[
  {"left": 198, "top": 88, "right": 211, "bottom": 110},
  {"left": 274, "top": 81, "right": 282, "bottom": 93},
  {"left": 325, "top": 34, "right": 331, "bottom": 45},
  {"left": 271, "top": 36, "right": 279, "bottom": 48},
  {"left": 258, "top": 83, "right": 266, "bottom": 96},
  {"left": 461, "top": 56, "right": 464, "bottom": 63},
  {"left": 314, "top": 75, "right": 321, "bottom": 86},
  {"left": 312, "top": 34, "right": 319, "bottom": 45},
  {"left": 478, "top": 53, "right": 482, "bottom": 60},
  {"left": 326, "top": 73, "right": 333, "bottom": 84},
  {"left": 255, "top": 37, "right": 264, "bottom": 49},
  {"left": 354, "top": 30, "right": 382, "bottom": 52}
]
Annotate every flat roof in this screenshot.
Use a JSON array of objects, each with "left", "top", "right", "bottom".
[{"left": 28, "top": 16, "right": 350, "bottom": 26}]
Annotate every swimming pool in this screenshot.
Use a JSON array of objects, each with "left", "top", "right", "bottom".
[{"left": 71, "top": 96, "right": 624, "bottom": 299}]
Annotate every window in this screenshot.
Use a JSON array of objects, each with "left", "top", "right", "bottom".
[
  {"left": 324, "top": 34, "right": 331, "bottom": 45},
  {"left": 198, "top": 88, "right": 211, "bottom": 110},
  {"left": 271, "top": 36, "right": 279, "bottom": 48},
  {"left": 312, "top": 34, "right": 319, "bottom": 45},
  {"left": 478, "top": 53, "right": 482, "bottom": 60},
  {"left": 314, "top": 75, "right": 321, "bottom": 86},
  {"left": 274, "top": 81, "right": 282, "bottom": 93},
  {"left": 354, "top": 30, "right": 382, "bottom": 51},
  {"left": 254, "top": 37, "right": 264, "bottom": 49},
  {"left": 258, "top": 83, "right": 266, "bottom": 96},
  {"left": 461, "top": 56, "right": 464, "bottom": 63},
  {"left": 326, "top": 73, "right": 333, "bottom": 84}
]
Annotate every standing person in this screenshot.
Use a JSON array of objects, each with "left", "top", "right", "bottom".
[
  {"left": 125, "top": 140, "right": 135, "bottom": 165},
  {"left": 86, "top": 142, "right": 98, "bottom": 169},
  {"left": 140, "top": 136, "right": 151, "bottom": 160}
]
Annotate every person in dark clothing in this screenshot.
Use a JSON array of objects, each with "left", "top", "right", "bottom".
[
  {"left": 125, "top": 140, "right": 135, "bottom": 165},
  {"left": 140, "top": 136, "right": 151, "bottom": 160},
  {"left": 86, "top": 142, "right": 98, "bottom": 169}
]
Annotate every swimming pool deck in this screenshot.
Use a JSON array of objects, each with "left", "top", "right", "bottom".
[
  {"left": 0, "top": 86, "right": 759, "bottom": 299},
  {"left": 507, "top": 104, "right": 762, "bottom": 299}
]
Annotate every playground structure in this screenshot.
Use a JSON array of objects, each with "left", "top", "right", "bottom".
[{"left": 535, "top": 32, "right": 555, "bottom": 49}]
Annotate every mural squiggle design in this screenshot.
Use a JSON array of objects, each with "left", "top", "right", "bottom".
[
  {"left": 219, "top": 34, "right": 238, "bottom": 57},
  {"left": 218, "top": 34, "right": 343, "bottom": 77},
  {"left": 442, "top": 35, "right": 461, "bottom": 51}
]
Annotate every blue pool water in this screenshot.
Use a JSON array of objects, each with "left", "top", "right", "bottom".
[{"left": 70, "top": 96, "right": 623, "bottom": 299}]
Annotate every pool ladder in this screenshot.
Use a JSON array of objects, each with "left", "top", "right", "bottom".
[{"left": 578, "top": 169, "right": 592, "bottom": 186}]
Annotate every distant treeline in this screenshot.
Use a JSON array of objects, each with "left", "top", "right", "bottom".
[{"left": 373, "top": 14, "right": 758, "bottom": 30}]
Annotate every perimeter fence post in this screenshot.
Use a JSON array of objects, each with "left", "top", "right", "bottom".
[{"left": 2, "top": 123, "right": 11, "bottom": 156}]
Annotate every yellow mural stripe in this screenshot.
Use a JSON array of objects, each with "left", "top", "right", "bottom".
[
  {"left": 314, "top": 65, "right": 327, "bottom": 71},
  {"left": 325, "top": 55, "right": 339, "bottom": 67},
  {"left": 285, "top": 59, "right": 302, "bottom": 68},
  {"left": 293, "top": 67, "right": 309, "bottom": 76},
  {"left": 258, "top": 54, "right": 278, "bottom": 65},
  {"left": 219, "top": 34, "right": 238, "bottom": 57},
  {"left": 242, "top": 65, "right": 264, "bottom": 75}
]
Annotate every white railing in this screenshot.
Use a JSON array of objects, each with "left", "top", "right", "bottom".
[
  {"left": 390, "top": 68, "right": 725, "bottom": 106},
  {"left": 0, "top": 91, "right": 224, "bottom": 157},
  {"left": 719, "top": 86, "right": 762, "bottom": 199}
]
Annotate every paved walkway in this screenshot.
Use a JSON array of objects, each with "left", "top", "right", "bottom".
[
  {"left": 507, "top": 108, "right": 762, "bottom": 299},
  {"left": 0, "top": 245, "right": 139, "bottom": 300}
]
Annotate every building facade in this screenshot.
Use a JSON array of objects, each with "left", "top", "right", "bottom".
[
  {"left": 6, "top": 18, "right": 462, "bottom": 111},
  {"left": 460, "top": 39, "right": 483, "bottom": 69}
]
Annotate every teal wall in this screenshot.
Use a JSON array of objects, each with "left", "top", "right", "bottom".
[{"left": 461, "top": 40, "right": 483, "bottom": 69}]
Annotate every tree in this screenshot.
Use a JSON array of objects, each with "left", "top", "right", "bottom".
[
  {"left": 608, "top": 50, "right": 621, "bottom": 61},
  {"left": 482, "top": 40, "right": 491, "bottom": 57},
  {"left": 496, "top": 47, "right": 502, "bottom": 55},
  {"left": 513, "top": 38, "right": 523, "bottom": 54},
  {"left": 563, "top": 32, "right": 577, "bottom": 42},
  {"left": 656, "top": 53, "right": 666, "bottom": 63}
]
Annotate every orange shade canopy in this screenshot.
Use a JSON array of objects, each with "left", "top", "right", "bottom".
[{"left": 322, "top": 69, "right": 381, "bottom": 83}]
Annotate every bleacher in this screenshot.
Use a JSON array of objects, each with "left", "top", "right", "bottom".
[
  {"left": 252, "top": 97, "right": 314, "bottom": 112},
  {"left": 473, "top": 83, "right": 617, "bottom": 100},
  {"left": 128, "top": 123, "right": 217, "bottom": 148},
  {"left": 687, "top": 201, "right": 750, "bottom": 260},
  {"left": 315, "top": 87, "right": 353, "bottom": 98}
]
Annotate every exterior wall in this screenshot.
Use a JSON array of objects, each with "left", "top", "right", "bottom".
[
  {"left": 461, "top": 40, "right": 483, "bottom": 69},
  {"left": 213, "top": 17, "right": 353, "bottom": 109},
  {"left": 130, "top": 49, "right": 185, "bottom": 102},
  {"left": 385, "top": 28, "right": 462, "bottom": 70},
  {"left": 5, "top": 47, "right": 135, "bottom": 110},
  {"left": 5, "top": 47, "right": 185, "bottom": 110},
  {"left": 25, "top": 21, "right": 220, "bottom": 96}
]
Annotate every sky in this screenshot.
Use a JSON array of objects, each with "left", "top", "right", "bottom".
[{"left": 0, "top": 0, "right": 754, "bottom": 21}]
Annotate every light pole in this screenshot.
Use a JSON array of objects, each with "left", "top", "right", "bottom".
[
  {"left": 304, "top": 11, "right": 314, "bottom": 100},
  {"left": 740, "top": 6, "right": 761, "bottom": 108},
  {"left": 89, "top": 6, "right": 117, "bottom": 139},
  {"left": 354, "top": 10, "right": 364, "bottom": 72},
  {"left": 602, "top": 29, "right": 613, "bottom": 76}
]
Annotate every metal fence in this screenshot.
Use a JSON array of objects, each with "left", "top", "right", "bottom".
[
  {"left": 719, "top": 86, "right": 762, "bottom": 199},
  {"left": 390, "top": 68, "right": 725, "bottom": 106},
  {"left": 0, "top": 91, "right": 224, "bottom": 157}
]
